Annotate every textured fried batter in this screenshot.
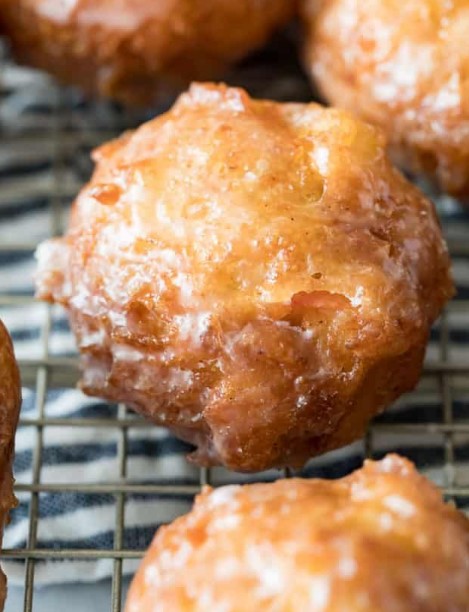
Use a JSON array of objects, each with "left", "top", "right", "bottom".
[
  {"left": 35, "top": 83, "right": 453, "bottom": 472},
  {"left": 0, "top": 321, "right": 21, "bottom": 611},
  {"left": 303, "top": 0, "right": 469, "bottom": 198},
  {"left": 125, "top": 455, "right": 469, "bottom": 612},
  {"left": 0, "top": 0, "right": 294, "bottom": 105}
]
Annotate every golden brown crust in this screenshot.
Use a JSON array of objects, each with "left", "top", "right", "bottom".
[
  {"left": 36, "top": 83, "right": 453, "bottom": 471},
  {"left": 302, "top": 0, "right": 469, "bottom": 199},
  {"left": 0, "top": 0, "right": 294, "bottom": 105},
  {"left": 125, "top": 455, "right": 469, "bottom": 612},
  {"left": 0, "top": 320, "right": 21, "bottom": 610}
]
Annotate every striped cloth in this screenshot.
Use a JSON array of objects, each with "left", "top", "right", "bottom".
[{"left": 1, "top": 39, "right": 468, "bottom": 585}]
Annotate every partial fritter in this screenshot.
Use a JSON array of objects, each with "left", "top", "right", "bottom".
[
  {"left": 36, "top": 83, "right": 453, "bottom": 472},
  {"left": 0, "top": 0, "right": 294, "bottom": 105},
  {"left": 303, "top": 0, "right": 469, "bottom": 198},
  {"left": 125, "top": 455, "right": 469, "bottom": 612},
  {"left": 0, "top": 321, "right": 21, "bottom": 611}
]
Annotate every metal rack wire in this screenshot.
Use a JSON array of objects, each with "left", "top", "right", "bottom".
[{"left": 0, "top": 39, "right": 469, "bottom": 612}]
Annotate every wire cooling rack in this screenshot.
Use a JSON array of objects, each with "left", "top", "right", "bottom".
[{"left": 0, "top": 36, "right": 469, "bottom": 612}]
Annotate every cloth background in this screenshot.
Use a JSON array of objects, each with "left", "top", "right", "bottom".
[{"left": 1, "top": 34, "right": 468, "bottom": 585}]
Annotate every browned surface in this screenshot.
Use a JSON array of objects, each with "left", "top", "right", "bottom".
[
  {"left": 0, "top": 321, "right": 21, "bottom": 610},
  {"left": 0, "top": 0, "right": 294, "bottom": 105},
  {"left": 303, "top": 0, "right": 469, "bottom": 199},
  {"left": 125, "top": 455, "right": 469, "bottom": 612},
  {"left": 36, "top": 83, "right": 453, "bottom": 472}
]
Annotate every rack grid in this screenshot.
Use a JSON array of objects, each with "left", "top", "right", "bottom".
[{"left": 0, "top": 38, "right": 468, "bottom": 612}]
